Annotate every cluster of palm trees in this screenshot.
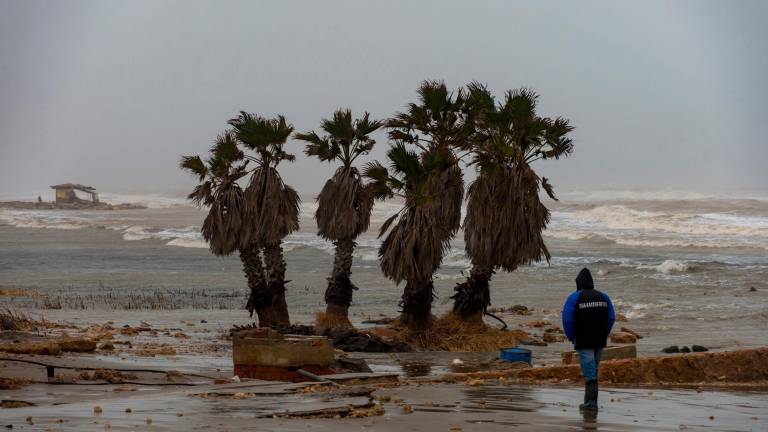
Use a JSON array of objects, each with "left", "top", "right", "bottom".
[{"left": 181, "top": 80, "right": 574, "bottom": 331}]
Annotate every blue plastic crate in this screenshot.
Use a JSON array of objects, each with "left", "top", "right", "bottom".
[{"left": 499, "top": 347, "right": 532, "bottom": 365}]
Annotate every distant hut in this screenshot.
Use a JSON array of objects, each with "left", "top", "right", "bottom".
[{"left": 50, "top": 183, "right": 99, "bottom": 204}]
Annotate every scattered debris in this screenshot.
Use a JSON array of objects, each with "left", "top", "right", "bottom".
[
  {"left": 0, "top": 378, "right": 30, "bottom": 390},
  {"left": 361, "top": 316, "right": 396, "bottom": 325},
  {"left": 620, "top": 327, "right": 643, "bottom": 339},
  {"left": 1, "top": 400, "right": 35, "bottom": 408},
  {"left": 610, "top": 331, "right": 637, "bottom": 344},
  {"left": 447, "top": 347, "right": 768, "bottom": 386}
]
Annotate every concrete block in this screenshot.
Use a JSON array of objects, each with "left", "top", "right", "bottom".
[{"left": 233, "top": 333, "right": 334, "bottom": 368}]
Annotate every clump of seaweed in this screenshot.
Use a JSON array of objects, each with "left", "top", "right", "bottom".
[{"left": 398, "top": 312, "right": 527, "bottom": 352}]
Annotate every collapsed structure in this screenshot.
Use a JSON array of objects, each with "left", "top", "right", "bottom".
[{"left": 50, "top": 183, "right": 99, "bottom": 205}]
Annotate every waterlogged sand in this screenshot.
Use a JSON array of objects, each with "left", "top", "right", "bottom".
[
  {"left": 1, "top": 378, "right": 766, "bottom": 431},
  {"left": 1, "top": 320, "right": 767, "bottom": 431}
]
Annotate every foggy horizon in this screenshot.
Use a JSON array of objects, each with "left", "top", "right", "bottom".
[{"left": 1, "top": 1, "right": 767, "bottom": 199}]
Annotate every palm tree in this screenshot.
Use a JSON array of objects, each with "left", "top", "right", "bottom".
[
  {"left": 365, "top": 143, "right": 456, "bottom": 331},
  {"left": 451, "top": 83, "right": 574, "bottom": 321},
  {"left": 228, "top": 112, "right": 300, "bottom": 327},
  {"left": 295, "top": 109, "right": 382, "bottom": 324},
  {"left": 387, "top": 80, "right": 474, "bottom": 236},
  {"left": 181, "top": 132, "right": 277, "bottom": 323},
  {"left": 365, "top": 80, "right": 474, "bottom": 330}
]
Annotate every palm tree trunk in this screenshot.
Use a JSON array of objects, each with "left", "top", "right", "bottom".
[
  {"left": 324, "top": 238, "right": 356, "bottom": 322},
  {"left": 263, "top": 242, "right": 291, "bottom": 326},
  {"left": 451, "top": 264, "right": 493, "bottom": 323},
  {"left": 399, "top": 276, "right": 435, "bottom": 331},
  {"left": 240, "top": 247, "right": 275, "bottom": 327}
]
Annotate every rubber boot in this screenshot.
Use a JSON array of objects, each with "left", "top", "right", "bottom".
[{"left": 579, "top": 380, "right": 599, "bottom": 411}]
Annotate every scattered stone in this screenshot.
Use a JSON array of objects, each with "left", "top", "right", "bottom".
[
  {"left": 119, "top": 327, "right": 137, "bottom": 336},
  {"left": 451, "top": 359, "right": 464, "bottom": 366},
  {"left": 543, "top": 332, "right": 565, "bottom": 343},
  {"left": 173, "top": 332, "right": 190, "bottom": 339},
  {"left": 125, "top": 408, "right": 132, "bottom": 413},
  {"left": 620, "top": 327, "right": 643, "bottom": 339},
  {"left": 748, "top": 287, "right": 757, "bottom": 292},
  {"left": 99, "top": 343, "right": 115, "bottom": 351},
  {"left": 525, "top": 320, "right": 552, "bottom": 328},
  {"left": 507, "top": 305, "right": 532, "bottom": 315},
  {"left": 609, "top": 332, "right": 637, "bottom": 344},
  {"left": 662, "top": 345, "right": 680, "bottom": 353},
  {"left": 680, "top": 346, "right": 691, "bottom": 353},
  {"left": 692, "top": 345, "right": 708, "bottom": 352},
  {"left": 201, "top": 320, "right": 208, "bottom": 323},
  {"left": 517, "top": 335, "right": 547, "bottom": 346}
]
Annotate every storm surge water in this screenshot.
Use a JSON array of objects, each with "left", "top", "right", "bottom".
[{"left": 1, "top": 188, "right": 767, "bottom": 356}]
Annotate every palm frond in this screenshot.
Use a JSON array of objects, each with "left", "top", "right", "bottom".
[{"left": 179, "top": 155, "right": 208, "bottom": 181}]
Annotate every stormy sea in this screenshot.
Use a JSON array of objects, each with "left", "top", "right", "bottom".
[{"left": 1, "top": 188, "right": 767, "bottom": 360}]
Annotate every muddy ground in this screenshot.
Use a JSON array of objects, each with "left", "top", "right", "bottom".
[{"left": 1, "top": 314, "right": 767, "bottom": 431}]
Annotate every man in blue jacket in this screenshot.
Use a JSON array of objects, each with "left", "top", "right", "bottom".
[{"left": 562, "top": 267, "right": 615, "bottom": 411}]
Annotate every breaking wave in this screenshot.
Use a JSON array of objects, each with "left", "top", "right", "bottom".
[{"left": 547, "top": 205, "right": 768, "bottom": 250}]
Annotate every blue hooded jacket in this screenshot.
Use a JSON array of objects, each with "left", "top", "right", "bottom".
[{"left": 562, "top": 268, "right": 615, "bottom": 349}]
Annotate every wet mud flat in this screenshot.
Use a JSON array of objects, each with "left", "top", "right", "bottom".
[{"left": 1, "top": 377, "right": 766, "bottom": 431}]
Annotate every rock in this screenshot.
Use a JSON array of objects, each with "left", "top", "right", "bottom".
[
  {"left": 680, "top": 346, "right": 691, "bottom": 353},
  {"left": 334, "top": 356, "right": 373, "bottom": 373},
  {"left": 99, "top": 343, "right": 115, "bottom": 351},
  {"left": 542, "top": 332, "right": 565, "bottom": 343},
  {"left": 620, "top": 327, "right": 643, "bottom": 339},
  {"left": 517, "top": 335, "right": 547, "bottom": 346},
  {"left": 609, "top": 332, "right": 637, "bottom": 344},
  {"left": 692, "top": 345, "right": 708, "bottom": 352},
  {"left": 120, "top": 327, "right": 137, "bottom": 336},
  {"left": 507, "top": 305, "right": 532, "bottom": 315},
  {"left": 748, "top": 287, "right": 757, "bottom": 292},
  {"left": 525, "top": 320, "right": 552, "bottom": 328},
  {"left": 662, "top": 345, "right": 680, "bottom": 353},
  {"left": 200, "top": 320, "right": 208, "bottom": 323}
]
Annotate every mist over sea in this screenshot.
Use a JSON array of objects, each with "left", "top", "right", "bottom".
[{"left": 1, "top": 188, "right": 767, "bottom": 358}]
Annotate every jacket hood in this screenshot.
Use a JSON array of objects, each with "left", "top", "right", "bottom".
[{"left": 576, "top": 268, "right": 594, "bottom": 290}]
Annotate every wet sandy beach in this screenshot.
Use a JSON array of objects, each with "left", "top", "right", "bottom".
[{"left": 2, "top": 378, "right": 766, "bottom": 431}]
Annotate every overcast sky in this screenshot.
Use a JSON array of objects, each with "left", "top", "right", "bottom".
[{"left": 1, "top": 0, "right": 766, "bottom": 198}]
